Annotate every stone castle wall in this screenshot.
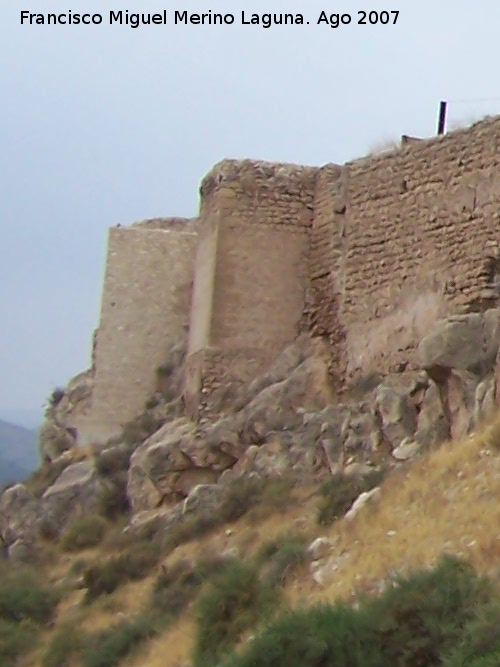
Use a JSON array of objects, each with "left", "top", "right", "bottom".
[
  {"left": 72, "top": 220, "right": 197, "bottom": 444},
  {"left": 71, "top": 116, "right": 500, "bottom": 441},
  {"left": 311, "top": 116, "right": 500, "bottom": 385},
  {"left": 185, "top": 160, "right": 316, "bottom": 418}
]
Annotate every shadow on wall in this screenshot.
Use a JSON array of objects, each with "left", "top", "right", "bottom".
[{"left": 346, "top": 291, "right": 447, "bottom": 378}]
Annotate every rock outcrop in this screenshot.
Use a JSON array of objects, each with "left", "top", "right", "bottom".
[{"left": 4, "top": 307, "right": 500, "bottom": 559}]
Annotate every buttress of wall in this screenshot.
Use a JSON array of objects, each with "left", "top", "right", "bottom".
[
  {"left": 76, "top": 224, "right": 197, "bottom": 444},
  {"left": 311, "top": 116, "right": 500, "bottom": 383},
  {"left": 185, "top": 159, "right": 317, "bottom": 417}
]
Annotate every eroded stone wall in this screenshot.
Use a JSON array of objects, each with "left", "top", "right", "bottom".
[
  {"left": 311, "top": 116, "right": 500, "bottom": 385},
  {"left": 186, "top": 159, "right": 317, "bottom": 417},
  {"left": 75, "top": 221, "right": 197, "bottom": 444},
  {"left": 74, "top": 116, "right": 500, "bottom": 432}
]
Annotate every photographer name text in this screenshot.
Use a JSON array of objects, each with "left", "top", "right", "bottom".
[{"left": 20, "top": 9, "right": 400, "bottom": 29}]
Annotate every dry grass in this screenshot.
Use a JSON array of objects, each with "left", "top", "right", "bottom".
[
  {"left": 123, "top": 616, "right": 195, "bottom": 667},
  {"left": 299, "top": 421, "right": 500, "bottom": 605}
]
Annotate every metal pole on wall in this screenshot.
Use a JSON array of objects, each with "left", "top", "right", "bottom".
[{"left": 437, "top": 100, "right": 448, "bottom": 135}]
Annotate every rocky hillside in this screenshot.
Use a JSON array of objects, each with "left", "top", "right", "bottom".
[
  {"left": 0, "top": 419, "right": 38, "bottom": 485},
  {"left": 2, "top": 308, "right": 500, "bottom": 665}
]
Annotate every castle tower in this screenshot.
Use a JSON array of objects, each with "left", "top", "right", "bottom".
[
  {"left": 184, "top": 159, "right": 318, "bottom": 418},
  {"left": 74, "top": 218, "right": 198, "bottom": 444}
]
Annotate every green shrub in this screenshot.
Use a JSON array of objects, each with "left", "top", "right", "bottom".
[
  {"left": 221, "top": 603, "right": 382, "bottom": 667},
  {"left": 144, "top": 395, "right": 161, "bottom": 410},
  {"left": 97, "top": 475, "right": 130, "bottom": 520},
  {"left": 368, "top": 554, "right": 492, "bottom": 667},
  {"left": 317, "top": 470, "right": 384, "bottom": 526},
  {"left": 0, "top": 618, "right": 38, "bottom": 664},
  {"left": 220, "top": 555, "right": 493, "bottom": 667},
  {"left": 151, "top": 560, "right": 203, "bottom": 616},
  {"left": 0, "top": 567, "right": 59, "bottom": 624},
  {"left": 94, "top": 445, "right": 133, "bottom": 478},
  {"left": 42, "top": 622, "right": 87, "bottom": 667},
  {"left": 442, "top": 600, "right": 500, "bottom": 667},
  {"left": 217, "top": 476, "right": 267, "bottom": 524},
  {"left": 122, "top": 413, "right": 163, "bottom": 447},
  {"left": 84, "top": 543, "right": 161, "bottom": 602},
  {"left": 48, "top": 388, "right": 65, "bottom": 408},
  {"left": 60, "top": 515, "right": 108, "bottom": 552},
  {"left": 162, "top": 478, "right": 268, "bottom": 553},
  {"left": 194, "top": 562, "right": 277, "bottom": 667},
  {"left": 82, "top": 614, "right": 159, "bottom": 667},
  {"left": 257, "top": 535, "right": 308, "bottom": 588}
]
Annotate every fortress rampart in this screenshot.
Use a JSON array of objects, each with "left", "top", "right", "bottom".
[{"left": 70, "top": 116, "right": 500, "bottom": 443}]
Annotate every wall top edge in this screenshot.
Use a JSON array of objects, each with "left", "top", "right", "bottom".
[
  {"left": 345, "top": 114, "right": 500, "bottom": 169},
  {"left": 199, "top": 158, "right": 319, "bottom": 199},
  {"left": 110, "top": 225, "right": 198, "bottom": 237}
]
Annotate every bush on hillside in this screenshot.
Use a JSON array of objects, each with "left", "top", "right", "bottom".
[
  {"left": 82, "top": 614, "right": 160, "bottom": 667},
  {"left": 0, "top": 618, "right": 38, "bottom": 664},
  {"left": 97, "top": 475, "right": 130, "bottom": 520},
  {"left": 369, "top": 554, "right": 492, "bottom": 667},
  {"left": 0, "top": 566, "right": 59, "bottom": 624},
  {"left": 194, "top": 562, "right": 277, "bottom": 667},
  {"left": 122, "top": 413, "right": 164, "bottom": 447},
  {"left": 42, "top": 622, "right": 87, "bottom": 667},
  {"left": 219, "top": 555, "right": 494, "bottom": 667},
  {"left": 221, "top": 602, "right": 382, "bottom": 667},
  {"left": 150, "top": 559, "right": 204, "bottom": 616},
  {"left": 83, "top": 543, "right": 161, "bottom": 602},
  {"left": 60, "top": 514, "right": 108, "bottom": 552},
  {"left": 317, "top": 470, "right": 384, "bottom": 526},
  {"left": 163, "top": 476, "right": 269, "bottom": 553},
  {"left": 441, "top": 599, "right": 500, "bottom": 667},
  {"left": 256, "top": 534, "right": 308, "bottom": 588}
]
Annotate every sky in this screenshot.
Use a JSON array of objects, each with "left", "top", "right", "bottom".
[{"left": 1, "top": 0, "right": 500, "bottom": 428}]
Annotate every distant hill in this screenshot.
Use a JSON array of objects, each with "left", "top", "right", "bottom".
[{"left": 0, "top": 419, "right": 38, "bottom": 485}]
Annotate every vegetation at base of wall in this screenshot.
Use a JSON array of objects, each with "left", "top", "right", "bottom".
[
  {"left": 121, "top": 412, "right": 165, "bottom": 447},
  {"left": 97, "top": 474, "right": 131, "bottom": 520},
  {"left": 59, "top": 514, "right": 109, "bottom": 552},
  {"left": 47, "top": 388, "right": 65, "bottom": 409},
  {"left": 316, "top": 469, "right": 385, "bottom": 526},
  {"left": 83, "top": 542, "right": 162, "bottom": 602},
  {"left": 220, "top": 555, "right": 493, "bottom": 667},
  {"left": 193, "top": 561, "right": 278, "bottom": 667},
  {"left": 94, "top": 445, "right": 133, "bottom": 478}
]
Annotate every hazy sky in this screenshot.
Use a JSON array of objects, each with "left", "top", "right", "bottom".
[{"left": 1, "top": 0, "right": 499, "bottom": 426}]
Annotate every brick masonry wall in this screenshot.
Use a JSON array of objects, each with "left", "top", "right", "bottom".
[
  {"left": 311, "top": 116, "right": 500, "bottom": 384},
  {"left": 186, "top": 159, "right": 317, "bottom": 417},
  {"left": 75, "top": 223, "right": 197, "bottom": 444},
  {"left": 76, "top": 116, "right": 500, "bottom": 431}
]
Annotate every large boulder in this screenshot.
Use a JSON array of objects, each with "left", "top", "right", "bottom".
[
  {"left": 414, "top": 382, "right": 450, "bottom": 448},
  {"left": 41, "top": 460, "right": 104, "bottom": 529},
  {"left": 127, "top": 418, "right": 237, "bottom": 512},
  {"left": 38, "top": 420, "right": 76, "bottom": 463},
  {"left": 419, "top": 310, "right": 500, "bottom": 381},
  {"left": 0, "top": 483, "right": 52, "bottom": 548},
  {"left": 374, "top": 386, "right": 417, "bottom": 449}
]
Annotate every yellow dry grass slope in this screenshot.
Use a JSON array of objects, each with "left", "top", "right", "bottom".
[{"left": 26, "top": 414, "right": 500, "bottom": 667}]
